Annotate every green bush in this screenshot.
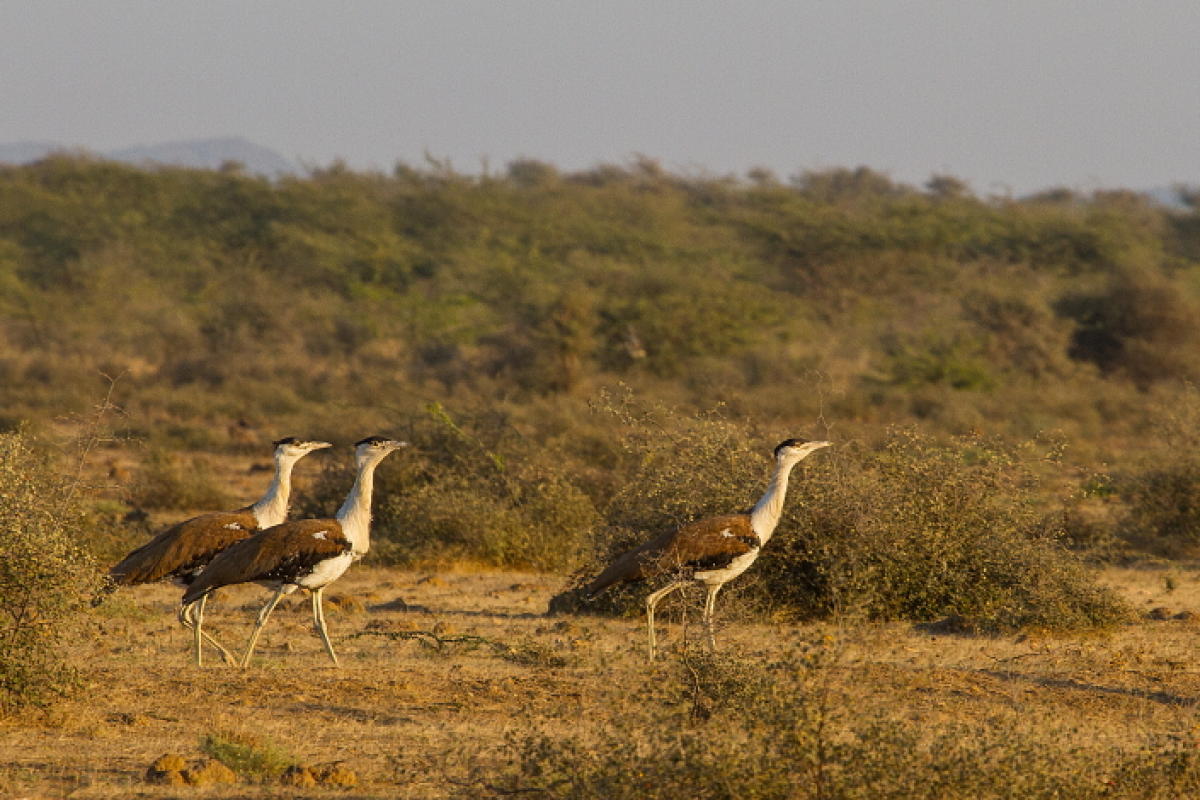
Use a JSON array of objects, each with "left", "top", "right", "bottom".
[
  {"left": 200, "top": 730, "right": 296, "bottom": 782},
  {"left": 296, "top": 402, "right": 601, "bottom": 571},
  {"left": 1118, "top": 463, "right": 1200, "bottom": 557},
  {"left": 557, "top": 406, "right": 1127, "bottom": 633},
  {"left": 0, "top": 430, "right": 98, "bottom": 714},
  {"left": 1114, "top": 393, "right": 1200, "bottom": 557},
  {"left": 1055, "top": 262, "right": 1200, "bottom": 386},
  {"left": 769, "top": 429, "right": 1128, "bottom": 630},
  {"left": 880, "top": 330, "right": 996, "bottom": 391}
]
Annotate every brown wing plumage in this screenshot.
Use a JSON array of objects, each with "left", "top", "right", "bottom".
[
  {"left": 584, "top": 514, "right": 758, "bottom": 598},
  {"left": 182, "top": 518, "right": 352, "bottom": 604},
  {"left": 108, "top": 508, "right": 259, "bottom": 586}
]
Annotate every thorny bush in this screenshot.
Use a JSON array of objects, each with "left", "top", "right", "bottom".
[
  {"left": 554, "top": 400, "right": 1127, "bottom": 634},
  {"left": 0, "top": 431, "right": 98, "bottom": 714}
]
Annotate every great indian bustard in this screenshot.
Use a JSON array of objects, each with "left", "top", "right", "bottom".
[
  {"left": 105, "top": 437, "right": 331, "bottom": 665},
  {"left": 182, "top": 436, "right": 406, "bottom": 668},
  {"left": 582, "top": 438, "right": 831, "bottom": 660}
]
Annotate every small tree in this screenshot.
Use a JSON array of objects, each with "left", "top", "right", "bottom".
[{"left": 0, "top": 430, "right": 97, "bottom": 714}]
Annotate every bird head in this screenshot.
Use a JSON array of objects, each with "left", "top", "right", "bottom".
[
  {"left": 273, "top": 437, "right": 334, "bottom": 461},
  {"left": 773, "top": 438, "right": 832, "bottom": 462},
  {"left": 353, "top": 436, "right": 408, "bottom": 466}
]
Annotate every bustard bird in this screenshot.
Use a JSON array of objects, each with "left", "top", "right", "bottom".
[
  {"left": 105, "top": 437, "right": 331, "bottom": 665},
  {"left": 182, "top": 436, "right": 406, "bottom": 668},
  {"left": 583, "top": 438, "right": 831, "bottom": 660}
]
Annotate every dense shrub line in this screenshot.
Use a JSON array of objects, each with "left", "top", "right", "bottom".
[{"left": 2, "top": 156, "right": 1200, "bottom": 461}]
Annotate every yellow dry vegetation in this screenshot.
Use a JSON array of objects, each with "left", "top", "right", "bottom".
[{"left": 1, "top": 564, "right": 1199, "bottom": 798}]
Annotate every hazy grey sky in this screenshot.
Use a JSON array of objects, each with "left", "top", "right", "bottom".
[{"left": 3, "top": 1, "right": 1198, "bottom": 195}]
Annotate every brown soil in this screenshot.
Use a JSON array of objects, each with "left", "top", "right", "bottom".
[{"left": 2, "top": 564, "right": 1200, "bottom": 797}]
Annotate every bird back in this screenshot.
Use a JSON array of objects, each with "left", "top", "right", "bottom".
[
  {"left": 109, "top": 507, "right": 258, "bottom": 586},
  {"left": 182, "top": 518, "right": 352, "bottom": 604},
  {"left": 585, "top": 514, "right": 758, "bottom": 597}
]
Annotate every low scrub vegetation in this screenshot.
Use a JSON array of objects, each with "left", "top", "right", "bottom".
[
  {"left": 1109, "top": 391, "right": 1200, "bottom": 558},
  {"left": 200, "top": 730, "right": 296, "bottom": 782},
  {"left": 0, "top": 430, "right": 98, "bottom": 715},
  {"left": 772, "top": 429, "right": 1128, "bottom": 630},
  {"left": 554, "top": 403, "right": 1127, "bottom": 633},
  {"left": 466, "top": 641, "right": 1200, "bottom": 799},
  {"left": 295, "top": 401, "right": 601, "bottom": 571},
  {"left": 293, "top": 389, "right": 1130, "bottom": 634}
]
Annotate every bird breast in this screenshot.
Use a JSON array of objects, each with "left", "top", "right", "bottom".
[
  {"left": 692, "top": 548, "right": 761, "bottom": 586},
  {"left": 294, "top": 551, "right": 355, "bottom": 589}
]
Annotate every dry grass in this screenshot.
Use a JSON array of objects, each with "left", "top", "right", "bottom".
[{"left": 2, "top": 564, "right": 1200, "bottom": 797}]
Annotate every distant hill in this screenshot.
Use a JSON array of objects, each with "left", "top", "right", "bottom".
[
  {"left": 0, "top": 141, "right": 72, "bottom": 164},
  {"left": 1145, "top": 185, "right": 1197, "bottom": 210},
  {"left": 0, "top": 136, "right": 299, "bottom": 177}
]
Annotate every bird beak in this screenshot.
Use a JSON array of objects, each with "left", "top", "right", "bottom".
[{"left": 313, "top": 441, "right": 333, "bottom": 450}]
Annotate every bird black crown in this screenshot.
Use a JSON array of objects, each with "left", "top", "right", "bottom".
[
  {"left": 773, "top": 438, "right": 812, "bottom": 457},
  {"left": 355, "top": 435, "right": 395, "bottom": 447}
]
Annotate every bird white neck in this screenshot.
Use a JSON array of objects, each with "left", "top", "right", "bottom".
[
  {"left": 336, "top": 456, "right": 384, "bottom": 554},
  {"left": 250, "top": 456, "right": 298, "bottom": 528},
  {"left": 748, "top": 456, "right": 802, "bottom": 543}
]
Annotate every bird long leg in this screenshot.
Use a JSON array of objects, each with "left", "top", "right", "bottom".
[
  {"left": 311, "top": 587, "right": 340, "bottom": 667},
  {"left": 240, "top": 586, "right": 288, "bottom": 668},
  {"left": 178, "top": 598, "right": 237, "bottom": 666},
  {"left": 702, "top": 583, "right": 723, "bottom": 652},
  {"left": 645, "top": 581, "right": 686, "bottom": 661},
  {"left": 186, "top": 599, "right": 203, "bottom": 667}
]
